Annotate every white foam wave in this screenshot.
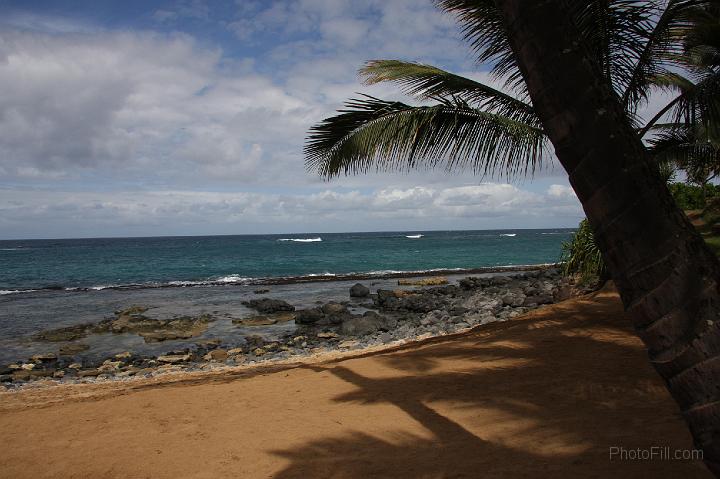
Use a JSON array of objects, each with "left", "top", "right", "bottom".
[
  {"left": 215, "top": 274, "right": 253, "bottom": 284},
  {"left": 0, "top": 289, "right": 32, "bottom": 295},
  {"left": 500, "top": 233, "right": 517, "bottom": 237},
  {"left": 0, "top": 248, "right": 26, "bottom": 251},
  {"left": 278, "top": 237, "right": 322, "bottom": 242},
  {"left": 405, "top": 234, "right": 424, "bottom": 239}
]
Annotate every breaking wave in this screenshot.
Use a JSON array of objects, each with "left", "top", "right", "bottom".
[{"left": 277, "top": 237, "right": 322, "bottom": 242}]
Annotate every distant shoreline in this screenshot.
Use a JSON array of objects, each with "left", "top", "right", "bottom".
[{"left": 1, "top": 263, "right": 560, "bottom": 295}]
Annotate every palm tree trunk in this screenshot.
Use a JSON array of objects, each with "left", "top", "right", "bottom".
[{"left": 495, "top": 0, "right": 720, "bottom": 473}]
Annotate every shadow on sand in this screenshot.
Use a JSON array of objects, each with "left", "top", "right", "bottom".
[{"left": 269, "top": 290, "right": 709, "bottom": 478}]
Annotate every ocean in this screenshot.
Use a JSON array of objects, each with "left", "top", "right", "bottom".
[{"left": 0, "top": 229, "right": 573, "bottom": 364}]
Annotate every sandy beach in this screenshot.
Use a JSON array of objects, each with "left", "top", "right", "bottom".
[{"left": 0, "top": 285, "right": 710, "bottom": 478}]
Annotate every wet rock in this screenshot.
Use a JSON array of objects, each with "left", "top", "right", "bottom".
[
  {"left": 77, "top": 369, "right": 102, "bottom": 378},
  {"left": 244, "top": 335, "right": 266, "bottom": 348},
  {"left": 114, "top": 305, "right": 149, "bottom": 315},
  {"left": 349, "top": 283, "right": 370, "bottom": 297},
  {"left": 253, "top": 289, "right": 270, "bottom": 294},
  {"left": 294, "top": 307, "right": 325, "bottom": 325},
  {"left": 204, "top": 349, "right": 228, "bottom": 361},
  {"left": 252, "top": 347, "right": 267, "bottom": 356},
  {"left": 397, "top": 276, "right": 448, "bottom": 286},
  {"left": 141, "top": 330, "right": 194, "bottom": 343},
  {"left": 157, "top": 354, "right": 191, "bottom": 364},
  {"left": 59, "top": 343, "right": 90, "bottom": 356},
  {"left": 115, "top": 351, "right": 132, "bottom": 359},
  {"left": 321, "top": 302, "right": 349, "bottom": 316},
  {"left": 233, "top": 316, "right": 278, "bottom": 326},
  {"left": 317, "top": 332, "right": 339, "bottom": 339},
  {"left": 31, "top": 353, "right": 57, "bottom": 363},
  {"left": 241, "top": 298, "right": 295, "bottom": 314},
  {"left": 227, "top": 347, "right": 244, "bottom": 355},
  {"left": 195, "top": 339, "right": 221, "bottom": 350},
  {"left": 32, "top": 324, "right": 90, "bottom": 342}
]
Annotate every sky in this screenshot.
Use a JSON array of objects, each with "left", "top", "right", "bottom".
[{"left": 0, "top": 0, "right": 617, "bottom": 239}]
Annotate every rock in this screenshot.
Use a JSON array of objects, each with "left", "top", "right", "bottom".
[
  {"left": 59, "top": 343, "right": 90, "bottom": 356},
  {"left": 501, "top": 293, "right": 525, "bottom": 307},
  {"left": 338, "top": 340, "right": 360, "bottom": 349},
  {"left": 157, "top": 354, "right": 191, "bottom": 364},
  {"left": 31, "top": 353, "right": 57, "bottom": 362},
  {"left": 204, "top": 349, "right": 228, "bottom": 361},
  {"left": 317, "top": 332, "right": 339, "bottom": 339},
  {"left": 140, "top": 330, "right": 196, "bottom": 343},
  {"left": 227, "top": 348, "right": 244, "bottom": 355},
  {"left": 397, "top": 276, "right": 448, "bottom": 286},
  {"left": 68, "top": 363, "right": 82, "bottom": 369},
  {"left": 291, "top": 336, "right": 307, "bottom": 344},
  {"left": 523, "top": 293, "right": 554, "bottom": 307},
  {"left": 253, "top": 289, "right": 270, "bottom": 294},
  {"left": 32, "top": 324, "right": 90, "bottom": 342},
  {"left": 114, "top": 305, "right": 149, "bottom": 315},
  {"left": 252, "top": 347, "right": 267, "bottom": 356},
  {"left": 340, "top": 312, "right": 394, "bottom": 336},
  {"left": 77, "top": 369, "right": 102, "bottom": 378},
  {"left": 20, "top": 363, "right": 36, "bottom": 370},
  {"left": 233, "top": 316, "right": 278, "bottom": 326},
  {"left": 241, "top": 298, "right": 295, "bottom": 314},
  {"left": 321, "top": 302, "right": 349, "bottom": 316},
  {"left": 491, "top": 275, "right": 512, "bottom": 285},
  {"left": 294, "top": 307, "right": 325, "bottom": 325},
  {"left": 349, "top": 283, "right": 370, "bottom": 297},
  {"left": 196, "top": 339, "right": 222, "bottom": 348},
  {"left": 244, "top": 335, "right": 266, "bottom": 349},
  {"left": 115, "top": 351, "right": 132, "bottom": 359},
  {"left": 98, "top": 361, "right": 122, "bottom": 372},
  {"left": 53, "top": 370, "right": 65, "bottom": 378},
  {"left": 378, "top": 332, "right": 392, "bottom": 343},
  {"left": 553, "top": 285, "right": 573, "bottom": 302}
]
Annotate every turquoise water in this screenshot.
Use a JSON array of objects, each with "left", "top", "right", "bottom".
[
  {"left": 0, "top": 229, "right": 573, "bottom": 292},
  {"left": 0, "top": 229, "right": 573, "bottom": 364}
]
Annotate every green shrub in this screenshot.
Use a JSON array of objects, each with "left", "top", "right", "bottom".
[
  {"left": 668, "top": 182, "right": 720, "bottom": 210},
  {"left": 561, "top": 219, "right": 607, "bottom": 281}
]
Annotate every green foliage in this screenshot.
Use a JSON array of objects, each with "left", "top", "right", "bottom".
[
  {"left": 305, "top": 95, "right": 546, "bottom": 179},
  {"left": 668, "top": 181, "right": 720, "bottom": 208},
  {"left": 306, "top": 1, "right": 720, "bottom": 182},
  {"left": 561, "top": 219, "right": 608, "bottom": 281}
]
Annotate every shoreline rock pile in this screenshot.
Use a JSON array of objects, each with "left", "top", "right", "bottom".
[{"left": 2, "top": 268, "right": 588, "bottom": 388}]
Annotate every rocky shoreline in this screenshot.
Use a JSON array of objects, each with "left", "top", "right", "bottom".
[{"left": 1, "top": 267, "right": 592, "bottom": 389}]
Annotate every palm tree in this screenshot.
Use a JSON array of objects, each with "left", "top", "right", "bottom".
[{"left": 305, "top": 0, "right": 720, "bottom": 472}]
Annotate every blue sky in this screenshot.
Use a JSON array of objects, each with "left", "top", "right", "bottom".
[{"left": 0, "top": 0, "right": 591, "bottom": 239}]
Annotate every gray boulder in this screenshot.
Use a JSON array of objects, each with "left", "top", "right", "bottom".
[
  {"left": 349, "top": 283, "right": 370, "bottom": 297},
  {"left": 294, "top": 307, "right": 325, "bottom": 325},
  {"left": 340, "top": 312, "right": 396, "bottom": 336},
  {"left": 242, "top": 298, "right": 295, "bottom": 314}
]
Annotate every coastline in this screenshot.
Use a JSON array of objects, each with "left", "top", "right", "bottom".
[
  {"left": 1, "top": 266, "right": 581, "bottom": 389},
  {"left": 0, "top": 284, "right": 709, "bottom": 478},
  {"left": 0, "top": 262, "right": 560, "bottom": 295}
]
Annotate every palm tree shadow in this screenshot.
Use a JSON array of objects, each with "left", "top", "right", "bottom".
[{"left": 269, "top": 293, "right": 709, "bottom": 478}]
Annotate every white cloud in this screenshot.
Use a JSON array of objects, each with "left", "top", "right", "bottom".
[{"left": 0, "top": 183, "right": 583, "bottom": 238}]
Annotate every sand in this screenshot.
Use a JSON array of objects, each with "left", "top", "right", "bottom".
[{"left": 0, "top": 285, "right": 711, "bottom": 478}]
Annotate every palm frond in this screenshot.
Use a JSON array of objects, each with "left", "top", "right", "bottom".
[
  {"left": 304, "top": 95, "right": 547, "bottom": 179},
  {"left": 435, "top": 0, "right": 527, "bottom": 96},
  {"left": 621, "top": 0, "right": 701, "bottom": 114},
  {"left": 359, "top": 60, "right": 539, "bottom": 126},
  {"left": 647, "top": 122, "right": 720, "bottom": 183}
]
